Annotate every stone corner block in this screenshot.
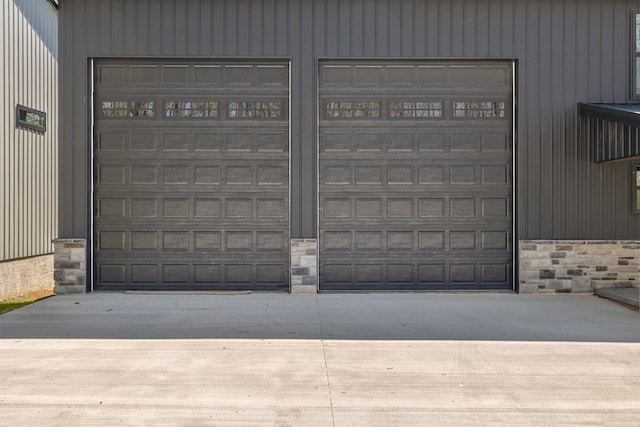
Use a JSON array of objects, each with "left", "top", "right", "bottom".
[
  {"left": 54, "top": 284, "right": 86, "bottom": 294},
  {"left": 53, "top": 238, "right": 87, "bottom": 294},
  {"left": 290, "top": 239, "right": 318, "bottom": 294},
  {"left": 290, "top": 284, "right": 318, "bottom": 295}
]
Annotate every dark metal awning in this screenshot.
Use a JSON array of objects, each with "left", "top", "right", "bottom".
[
  {"left": 579, "top": 103, "right": 640, "bottom": 127},
  {"left": 578, "top": 103, "right": 640, "bottom": 163}
]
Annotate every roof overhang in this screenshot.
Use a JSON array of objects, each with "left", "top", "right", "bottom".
[
  {"left": 578, "top": 103, "right": 640, "bottom": 163},
  {"left": 579, "top": 103, "right": 640, "bottom": 127}
]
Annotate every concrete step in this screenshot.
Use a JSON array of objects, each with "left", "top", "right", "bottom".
[{"left": 594, "top": 287, "right": 640, "bottom": 310}]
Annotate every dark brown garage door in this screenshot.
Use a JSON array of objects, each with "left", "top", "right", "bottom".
[
  {"left": 93, "top": 61, "right": 289, "bottom": 290},
  {"left": 319, "top": 61, "right": 513, "bottom": 290}
]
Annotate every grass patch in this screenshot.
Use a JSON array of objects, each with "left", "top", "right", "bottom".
[{"left": 0, "top": 300, "right": 37, "bottom": 315}]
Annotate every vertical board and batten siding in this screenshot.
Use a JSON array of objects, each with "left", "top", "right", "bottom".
[
  {"left": 60, "top": 0, "right": 640, "bottom": 242},
  {"left": 1, "top": 0, "right": 58, "bottom": 261}
]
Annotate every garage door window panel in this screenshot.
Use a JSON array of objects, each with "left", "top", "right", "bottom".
[
  {"left": 389, "top": 101, "right": 443, "bottom": 118},
  {"left": 325, "top": 101, "right": 381, "bottom": 118},
  {"left": 165, "top": 101, "right": 218, "bottom": 118},
  {"left": 101, "top": 101, "right": 155, "bottom": 118},
  {"left": 453, "top": 101, "right": 506, "bottom": 118},
  {"left": 228, "top": 101, "right": 284, "bottom": 118}
]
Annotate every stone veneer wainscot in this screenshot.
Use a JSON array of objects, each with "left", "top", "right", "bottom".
[
  {"left": 519, "top": 240, "right": 640, "bottom": 293},
  {"left": 0, "top": 254, "right": 54, "bottom": 302}
]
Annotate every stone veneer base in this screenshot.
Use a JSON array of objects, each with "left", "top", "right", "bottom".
[
  {"left": 53, "top": 239, "right": 87, "bottom": 294},
  {"left": 52, "top": 238, "right": 320, "bottom": 294},
  {"left": 56, "top": 238, "right": 611, "bottom": 295},
  {"left": 0, "top": 254, "right": 55, "bottom": 302},
  {"left": 290, "top": 239, "right": 318, "bottom": 294},
  {"left": 519, "top": 240, "right": 640, "bottom": 294}
]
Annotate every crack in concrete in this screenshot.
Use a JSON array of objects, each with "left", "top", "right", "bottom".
[{"left": 316, "top": 295, "right": 336, "bottom": 427}]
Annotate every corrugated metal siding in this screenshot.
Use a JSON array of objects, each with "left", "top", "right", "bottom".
[
  {"left": 61, "top": 0, "right": 640, "bottom": 241},
  {"left": 1, "top": 0, "right": 58, "bottom": 261}
]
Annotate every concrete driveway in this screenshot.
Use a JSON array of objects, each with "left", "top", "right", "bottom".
[{"left": 1, "top": 292, "right": 639, "bottom": 426}]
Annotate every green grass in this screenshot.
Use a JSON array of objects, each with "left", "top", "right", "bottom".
[{"left": 0, "top": 300, "right": 37, "bottom": 315}]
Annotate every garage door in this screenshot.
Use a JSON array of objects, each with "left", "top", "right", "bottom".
[
  {"left": 319, "top": 61, "right": 513, "bottom": 290},
  {"left": 93, "top": 61, "right": 289, "bottom": 290}
]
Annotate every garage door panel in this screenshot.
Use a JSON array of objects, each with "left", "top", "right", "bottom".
[
  {"left": 223, "top": 264, "right": 253, "bottom": 284},
  {"left": 319, "top": 61, "right": 513, "bottom": 290},
  {"left": 96, "top": 257, "right": 289, "bottom": 290},
  {"left": 320, "top": 229, "right": 511, "bottom": 252},
  {"left": 98, "top": 132, "right": 127, "bottom": 151},
  {"left": 96, "top": 193, "right": 288, "bottom": 219},
  {"left": 97, "top": 63, "right": 289, "bottom": 88},
  {"left": 320, "top": 133, "right": 510, "bottom": 157},
  {"left": 95, "top": 228, "right": 290, "bottom": 251},
  {"left": 320, "top": 260, "right": 512, "bottom": 290},
  {"left": 320, "top": 195, "right": 510, "bottom": 222},
  {"left": 98, "top": 161, "right": 288, "bottom": 185},
  {"left": 482, "top": 263, "right": 512, "bottom": 284},
  {"left": 449, "top": 66, "right": 510, "bottom": 86},
  {"left": 321, "top": 166, "right": 510, "bottom": 188},
  {"left": 94, "top": 61, "right": 289, "bottom": 290},
  {"left": 99, "top": 65, "right": 127, "bottom": 85}
]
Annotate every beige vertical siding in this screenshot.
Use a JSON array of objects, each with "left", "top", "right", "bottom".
[{"left": 0, "top": 0, "right": 58, "bottom": 261}]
